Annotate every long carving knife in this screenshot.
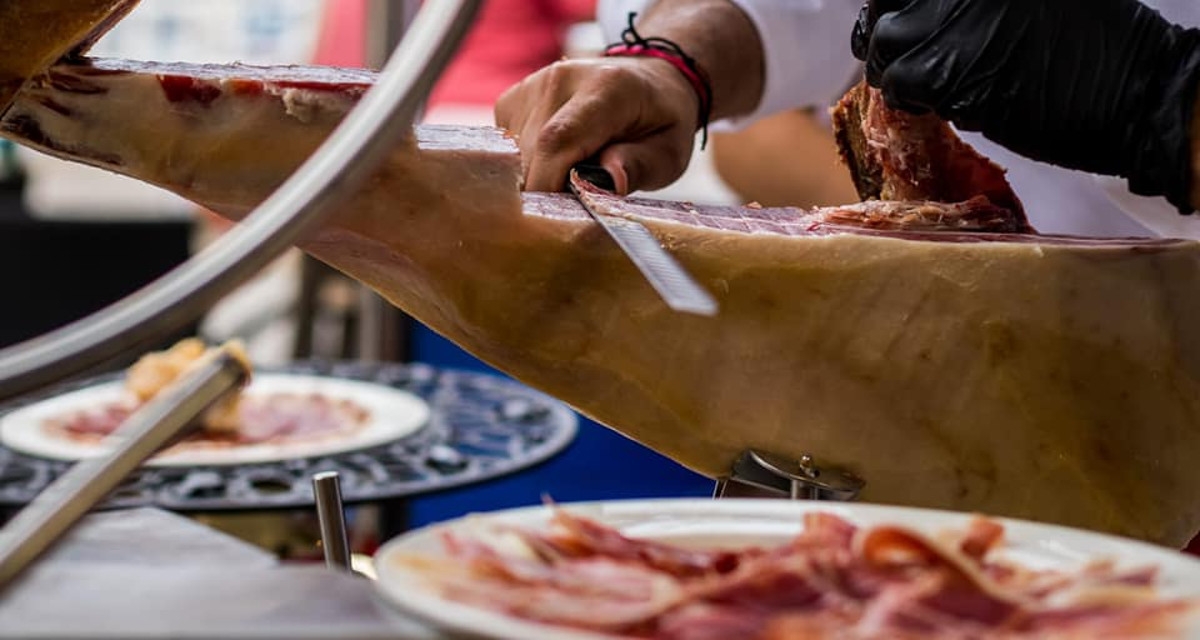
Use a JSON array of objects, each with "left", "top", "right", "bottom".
[{"left": 568, "top": 165, "right": 718, "bottom": 316}]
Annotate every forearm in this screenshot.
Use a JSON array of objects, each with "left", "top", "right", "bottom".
[{"left": 615, "top": 0, "right": 766, "bottom": 121}]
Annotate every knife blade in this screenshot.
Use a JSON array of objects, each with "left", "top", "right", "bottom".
[{"left": 568, "top": 163, "right": 718, "bottom": 317}]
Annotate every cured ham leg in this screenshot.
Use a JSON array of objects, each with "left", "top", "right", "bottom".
[{"left": 4, "top": 57, "right": 1200, "bottom": 549}]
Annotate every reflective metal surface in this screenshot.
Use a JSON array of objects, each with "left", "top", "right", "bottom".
[
  {"left": 570, "top": 168, "right": 719, "bottom": 317},
  {"left": 312, "top": 472, "right": 351, "bottom": 571},
  {"left": 0, "top": 0, "right": 483, "bottom": 402}
]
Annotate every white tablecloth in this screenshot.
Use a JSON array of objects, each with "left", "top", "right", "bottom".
[{"left": 0, "top": 508, "right": 444, "bottom": 639}]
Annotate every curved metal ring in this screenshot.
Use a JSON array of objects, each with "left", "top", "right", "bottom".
[{"left": 0, "top": 0, "right": 483, "bottom": 402}]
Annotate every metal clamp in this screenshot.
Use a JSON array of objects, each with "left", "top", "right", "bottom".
[{"left": 713, "top": 449, "right": 865, "bottom": 502}]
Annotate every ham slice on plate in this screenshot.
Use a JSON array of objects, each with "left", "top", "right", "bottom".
[
  {"left": 2, "top": 4, "right": 1200, "bottom": 548},
  {"left": 830, "top": 82, "right": 1029, "bottom": 227}
]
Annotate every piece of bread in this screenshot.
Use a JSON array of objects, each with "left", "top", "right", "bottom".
[{"left": 125, "top": 337, "right": 252, "bottom": 434}]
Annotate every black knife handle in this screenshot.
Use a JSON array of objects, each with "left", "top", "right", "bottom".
[{"left": 571, "top": 157, "right": 616, "bottom": 192}]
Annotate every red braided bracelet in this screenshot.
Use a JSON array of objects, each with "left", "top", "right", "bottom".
[{"left": 603, "top": 12, "right": 714, "bottom": 149}]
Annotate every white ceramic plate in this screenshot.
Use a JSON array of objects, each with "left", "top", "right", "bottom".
[
  {"left": 374, "top": 499, "right": 1200, "bottom": 640},
  {"left": 0, "top": 373, "right": 430, "bottom": 466}
]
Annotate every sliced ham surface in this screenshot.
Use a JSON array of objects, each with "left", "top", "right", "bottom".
[
  {"left": 3, "top": 51, "right": 1200, "bottom": 549},
  {"left": 830, "top": 81, "right": 1029, "bottom": 230}
]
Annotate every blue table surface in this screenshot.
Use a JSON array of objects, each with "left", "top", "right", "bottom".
[{"left": 405, "top": 325, "right": 714, "bottom": 528}]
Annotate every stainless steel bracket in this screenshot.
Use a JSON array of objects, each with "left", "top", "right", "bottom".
[{"left": 713, "top": 449, "right": 865, "bottom": 501}]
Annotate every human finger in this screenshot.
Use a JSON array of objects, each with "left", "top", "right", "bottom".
[
  {"left": 851, "top": 0, "right": 914, "bottom": 61},
  {"left": 863, "top": 1, "right": 931, "bottom": 87},
  {"left": 523, "top": 90, "right": 641, "bottom": 193},
  {"left": 598, "top": 126, "right": 694, "bottom": 194}
]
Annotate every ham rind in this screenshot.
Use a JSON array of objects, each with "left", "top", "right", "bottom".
[
  {"left": 1, "top": 59, "right": 378, "bottom": 214},
  {"left": 5, "top": 57, "right": 1200, "bottom": 548}
]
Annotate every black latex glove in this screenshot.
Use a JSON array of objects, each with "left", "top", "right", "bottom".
[{"left": 852, "top": 0, "right": 1200, "bottom": 214}]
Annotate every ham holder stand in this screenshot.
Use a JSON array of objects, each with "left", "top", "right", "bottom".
[{"left": 0, "top": 0, "right": 865, "bottom": 592}]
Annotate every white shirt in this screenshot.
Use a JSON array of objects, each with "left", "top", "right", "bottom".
[{"left": 598, "top": 0, "right": 1200, "bottom": 239}]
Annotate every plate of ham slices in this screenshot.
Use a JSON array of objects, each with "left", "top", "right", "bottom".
[
  {"left": 0, "top": 338, "right": 430, "bottom": 467},
  {"left": 0, "top": 373, "right": 430, "bottom": 467},
  {"left": 374, "top": 499, "right": 1200, "bottom": 640}
]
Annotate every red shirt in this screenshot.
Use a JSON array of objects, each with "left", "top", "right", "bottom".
[
  {"left": 313, "top": 0, "right": 368, "bottom": 67},
  {"left": 312, "top": 0, "right": 594, "bottom": 108},
  {"left": 426, "top": 0, "right": 596, "bottom": 109}
]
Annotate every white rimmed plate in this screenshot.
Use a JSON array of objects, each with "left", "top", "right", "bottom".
[
  {"left": 0, "top": 373, "right": 430, "bottom": 466},
  {"left": 374, "top": 499, "right": 1200, "bottom": 640}
]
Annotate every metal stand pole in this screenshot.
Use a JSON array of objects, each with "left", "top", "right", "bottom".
[
  {"left": 357, "top": 0, "right": 425, "bottom": 364},
  {"left": 312, "top": 472, "right": 352, "bottom": 571}
]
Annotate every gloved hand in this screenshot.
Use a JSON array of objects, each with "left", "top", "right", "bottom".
[{"left": 851, "top": 0, "right": 1200, "bottom": 214}]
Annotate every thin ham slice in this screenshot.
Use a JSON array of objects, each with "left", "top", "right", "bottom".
[
  {"left": 830, "top": 81, "right": 1029, "bottom": 230},
  {"left": 399, "top": 529, "right": 689, "bottom": 632},
  {"left": 1, "top": 13, "right": 1200, "bottom": 548},
  {"left": 518, "top": 508, "right": 753, "bottom": 578}
]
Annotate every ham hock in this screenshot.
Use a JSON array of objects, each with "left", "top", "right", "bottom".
[{"left": 3, "top": 2, "right": 1200, "bottom": 548}]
